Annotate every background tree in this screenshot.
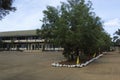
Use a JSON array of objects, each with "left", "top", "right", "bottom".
[
  {"left": 113, "top": 29, "right": 120, "bottom": 46},
  {"left": 0, "top": 0, "right": 16, "bottom": 51},
  {"left": 115, "top": 29, "right": 120, "bottom": 44},
  {"left": 0, "top": 0, "right": 16, "bottom": 20},
  {"left": 113, "top": 29, "right": 120, "bottom": 52},
  {"left": 39, "top": 0, "right": 112, "bottom": 61}
]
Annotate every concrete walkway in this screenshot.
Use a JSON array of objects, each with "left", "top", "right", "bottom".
[{"left": 0, "top": 51, "right": 120, "bottom": 80}]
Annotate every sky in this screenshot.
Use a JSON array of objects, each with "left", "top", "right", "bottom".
[{"left": 0, "top": 0, "right": 120, "bottom": 37}]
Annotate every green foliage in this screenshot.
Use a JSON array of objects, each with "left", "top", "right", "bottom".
[
  {"left": 0, "top": 0, "right": 16, "bottom": 20},
  {"left": 113, "top": 29, "right": 120, "bottom": 46},
  {"left": 40, "top": 0, "right": 112, "bottom": 61}
]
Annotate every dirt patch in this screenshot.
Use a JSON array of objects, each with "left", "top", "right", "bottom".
[{"left": 59, "top": 60, "right": 76, "bottom": 65}]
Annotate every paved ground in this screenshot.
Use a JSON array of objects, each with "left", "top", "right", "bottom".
[{"left": 0, "top": 51, "right": 120, "bottom": 80}]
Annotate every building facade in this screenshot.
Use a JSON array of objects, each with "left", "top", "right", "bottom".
[{"left": 0, "top": 30, "right": 63, "bottom": 51}]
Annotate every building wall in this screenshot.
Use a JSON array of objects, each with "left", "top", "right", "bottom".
[
  {"left": 115, "top": 46, "right": 120, "bottom": 53},
  {"left": 0, "top": 36, "right": 43, "bottom": 51},
  {"left": 0, "top": 34, "right": 63, "bottom": 51}
]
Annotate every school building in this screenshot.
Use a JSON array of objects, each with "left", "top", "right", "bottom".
[{"left": 0, "top": 30, "right": 63, "bottom": 52}]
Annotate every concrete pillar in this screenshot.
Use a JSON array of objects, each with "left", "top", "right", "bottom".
[
  {"left": 38, "top": 43, "right": 40, "bottom": 49},
  {"left": 27, "top": 44, "right": 29, "bottom": 50},
  {"left": 29, "top": 44, "right": 31, "bottom": 50},
  {"left": 34, "top": 44, "right": 36, "bottom": 50},
  {"left": 30, "top": 44, "right": 32, "bottom": 50},
  {"left": 27, "top": 44, "right": 30, "bottom": 50},
  {"left": 15, "top": 44, "right": 17, "bottom": 50}
]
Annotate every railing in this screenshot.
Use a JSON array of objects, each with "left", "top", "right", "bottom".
[
  {"left": 45, "top": 48, "right": 64, "bottom": 51},
  {"left": 2, "top": 39, "right": 45, "bottom": 43}
]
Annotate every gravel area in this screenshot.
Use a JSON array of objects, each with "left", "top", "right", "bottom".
[{"left": 0, "top": 51, "right": 120, "bottom": 80}]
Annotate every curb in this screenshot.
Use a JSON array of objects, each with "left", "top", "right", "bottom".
[{"left": 51, "top": 54, "right": 103, "bottom": 68}]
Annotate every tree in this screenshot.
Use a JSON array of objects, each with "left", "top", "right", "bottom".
[
  {"left": 0, "top": 0, "right": 16, "bottom": 20},
  {"left": 39, "top": 0, "right": 111, "bottom": 61},
  {"left": 113, "top": 29, "right": 120, "bottom": 52},
  {"left": 113, "top": 29, "right": 120, "bottom": 46}
]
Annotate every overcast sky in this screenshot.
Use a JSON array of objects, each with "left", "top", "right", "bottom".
[{"left": 0, "top": 0, "right": 119, "bottom": 37}]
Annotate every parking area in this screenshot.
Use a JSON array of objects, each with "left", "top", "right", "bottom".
[{"left": 0, "top": 51, "right": 120, "bottom": 80}]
